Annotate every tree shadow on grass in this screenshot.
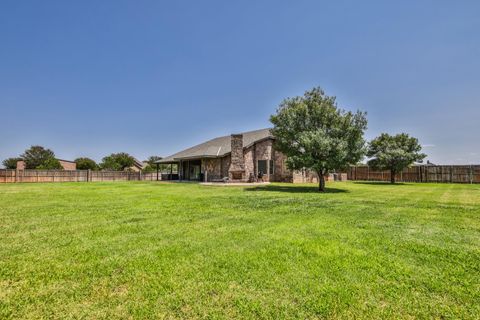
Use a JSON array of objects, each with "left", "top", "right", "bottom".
[
  {"left": 244, "top": 185, "right": 349, "bottom": 194},
  {"left": 353, "top": 181, "right": 406, "bottom": 186}
]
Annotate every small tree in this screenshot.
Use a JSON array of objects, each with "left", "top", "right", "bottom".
[
  {"left": 100, "top": 153, "right": 135, "bottom": 171},
  {"left": 367, "top": 133, "right": 426, "bottom": 184},
  {"left": 143, "top": 156, "right": 163, "bottom": 173},
  {"left": 2, "top": 157, "right": 21, "bottom": 169},
  {"left": 21, "top": 146, "right": 59, "bottom": 169},
  {"left": 75, "top": 157, "right": 98, "bottom": 170},
  {"left": 270, "top": 87, "right": 368, "bottom": 192}
]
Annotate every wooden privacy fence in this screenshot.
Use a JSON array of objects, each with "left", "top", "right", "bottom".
[
  {"left": 0, "top": 169, "right": 161, "bottom": 183},
  {"left": 348, "top": 165, "right": 480, "bottom": 184}
]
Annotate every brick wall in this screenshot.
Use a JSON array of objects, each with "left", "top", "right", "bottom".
[{"left": 58, "top": 160, "right": 76, "bottom": 170}]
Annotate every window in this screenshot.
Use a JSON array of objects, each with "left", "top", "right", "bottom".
[
  {"left": 258, "top": 160, "right": 267, "bottom": 176},
  {"left": 257, "top": 159, "right": 274, "bottom": 176}
]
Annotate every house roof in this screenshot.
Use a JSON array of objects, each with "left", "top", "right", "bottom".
[
  {"left": 132, "top": 158, "right": 145, "bottom": 169},
  {"left": 157, "top": 128, "right": 273, "bottom": 163}
]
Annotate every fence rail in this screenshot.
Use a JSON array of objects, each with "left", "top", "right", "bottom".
[
  {"left": 0, "top": 169, "right": 163, "bottom": 183},
  {"left": 2, "top": 166, "right": 480, "bottom": 184},
  {"left": 347, "top": 165, "right": 480, "bottom": 184}
]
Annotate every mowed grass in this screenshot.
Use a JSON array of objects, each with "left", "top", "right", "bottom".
[{"left": 0, "top": 182, "right": 479, "bottom": 319}]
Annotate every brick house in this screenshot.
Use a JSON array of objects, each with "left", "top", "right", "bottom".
[
  {"left": 16, "top": 159, "right": 76, "bottom": 170},
  {"left": 157, "top": 128, "right": 318, "bottom": 183}
]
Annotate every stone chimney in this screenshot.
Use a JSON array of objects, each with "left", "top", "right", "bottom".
[{"left": 229, "top": 134, "right": 245, "bottom": 180}]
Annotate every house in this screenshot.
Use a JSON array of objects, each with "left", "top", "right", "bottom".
[
  {"left": 156, "top": 128, "right": 318, "bottom": 183},
  {"left": 16, "top": 159, "right": 76, "bottom": 170},
  {"left": 126, "top": 158, "right": 147, "bottom": 172}
]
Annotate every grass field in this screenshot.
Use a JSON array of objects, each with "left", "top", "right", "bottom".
[{"left": 0, "top": 181, "right": 479, "bottom": 319}]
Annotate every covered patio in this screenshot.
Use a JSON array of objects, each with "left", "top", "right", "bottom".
[{"left": 155, "top": 159, "right": 205, "bottom": 181}]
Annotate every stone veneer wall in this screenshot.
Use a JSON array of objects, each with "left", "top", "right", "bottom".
[
  {"left": 203, "top": 158, "right": 222, "bottom": 181},
  {"left": 201, "top": 137, "right": 322, "bottom": 183},
  {"left": 229, "top": 134, "right": 245, "bottom": 180},
  {"left": 244, "top": 146, "right": 255, "bottom": 180},
  {"left": 221, "top": 156, "right": 231, "bottom": 179},
  {"left": 253, "top": 139, "right": 273, "bottom": 181},
  {"left": 273, "top": 151, "right": 292, "bottom": 182}
]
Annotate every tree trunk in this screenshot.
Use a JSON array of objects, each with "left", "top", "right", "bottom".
[
  {"left": 318, "top": 171, "right": 326, "bottom": 192},
  {"left": 390, "top": 169, "right": 395, "bottom": 184}
]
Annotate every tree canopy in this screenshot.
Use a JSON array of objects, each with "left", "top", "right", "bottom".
[
  {"left": 74, "top": 157, "right": 98, "bottom": 170},
  {"left": 270, "top": 87, "right": 368, "bottom": 191},
  {"left": 20, "top": 146, "right": 62, "bottom": 170},
  {"left": 2, "top": 157, "right": 21, "bottom": 169},
  {"left": 367, "top": 133, "right": 426, "bottom": 183},
  {"left": 142, "top": 156, "right": 163, "bottom": 173},
  {"left": 100, "top": 153, "right": 135, "bottom": 171},
  {"left": 36, "top": 158, "right": 63, "bottom": 170}
]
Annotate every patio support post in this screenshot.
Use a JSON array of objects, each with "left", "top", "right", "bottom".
[{"left": 156, "top": 163, "right": 159, "bottom": 181}]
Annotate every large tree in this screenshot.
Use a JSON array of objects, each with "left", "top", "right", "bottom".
[
  {"left": 74, "top": 157, "right": 98, "bottom": 170},
  {"left": 367, "top": 133, "right": 426, "bottom": 184},
  {"left": 100, "top": 153, "right": 135, "bottom": 171},
  {"left": 21, "top": 146, "right": 62, "bottom": 169},
  {"left": 2, "top": 157, "right": 21, "bottom": 169},
  {"left": 270, "top": 87, "right": 368, "bottom": 192}
]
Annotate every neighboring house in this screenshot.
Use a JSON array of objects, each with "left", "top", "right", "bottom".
[
  {"left": 157, "top": 128, "right": 318, "bottom": 183},
  {"left": 16, "top": 159, "right": 77, "bottom": 170},
  {"left": 126, "top": 158, "right": 147, "bottom": 172}
]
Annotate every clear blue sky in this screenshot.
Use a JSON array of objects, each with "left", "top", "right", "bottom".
[{"left": 1, "top": 0, "right": 479, "bottom": 165}]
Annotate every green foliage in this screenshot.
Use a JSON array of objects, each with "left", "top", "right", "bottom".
[
  {"left": 100, "top": 152, "right": 135, "bottom": 171},
  {"left": 36, "top": 158, "right": 63, "bottom": 170},
  {"left": 367, "top": 133, "right": 426, "bottom": 183},
  {"left": 74, "top": 157, "right": 98, "bottom": 170},
  {"left": 20, "top": 145, "right": 59, "bottom": 169},
  {"left": 1, "top": 182, "right": 479, "bottom": 318},
  {"left": 2, "top": 157, "right": 21, "bottom": 169},
  {"left": 145, "top": 156, "right": 162, "bottom": 165},
  {"left": 270, "top": 87, "right": 367, "bottom": 191},
  {"left": 142, "top": 156, "right": 162, "bottom": 173}
]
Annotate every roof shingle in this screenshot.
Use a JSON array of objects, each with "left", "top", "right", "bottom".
[{"left": 157, "top": 128, "right": 273, "bottom": 163}]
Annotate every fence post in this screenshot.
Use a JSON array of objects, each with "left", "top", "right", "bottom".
[
  {"left": 470, "top": 165, "right": 473, "bottom": 184},
  {"left": 87, "top": 169, "right": 91, "bottom": 182}
]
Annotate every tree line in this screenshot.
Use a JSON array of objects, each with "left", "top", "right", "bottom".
[{"left": 2, "top": 147, "right": 166, "bottom": 172}]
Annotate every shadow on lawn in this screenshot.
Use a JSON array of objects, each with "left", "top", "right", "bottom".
[
  {"left": 353, "top": 181, "right": 406, "bottom": 186},
  {"left": 244, "top": 185, "right": 349, "bottom": 193}
]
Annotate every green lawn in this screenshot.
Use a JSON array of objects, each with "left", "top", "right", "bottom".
[{"left": 0, "top": 182, "right": 479, "bottom": 319}]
